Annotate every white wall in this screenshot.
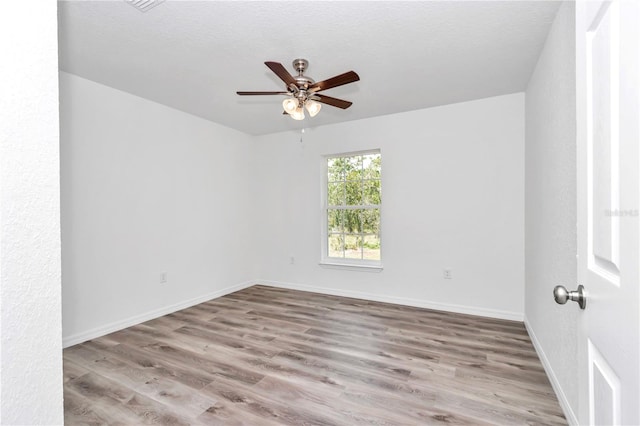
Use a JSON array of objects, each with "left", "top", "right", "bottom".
[
  {"left": 0, "top": 1, "right": 63, "bottom": 424},
  {"left": 60, "top": 73, "right": 255, "bottom": 346},
  {"left": 524, "top": 2, "right": 578, "bottom": 424},
  {"left": 252, "top": 93, "right": 525, "bottom": 319}
]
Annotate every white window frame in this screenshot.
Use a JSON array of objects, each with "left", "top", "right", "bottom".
[{"left": 320, "top": 149, "right": 383, "bottom": 271}]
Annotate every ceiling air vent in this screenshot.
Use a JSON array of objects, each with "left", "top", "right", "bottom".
[{"left": 125, "top": 0, "right": 165, "bottom": 13}]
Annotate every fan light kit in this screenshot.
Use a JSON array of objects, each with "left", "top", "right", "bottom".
[
  {"left": 237, "top": 59, "right": 360, "bottom": 120},
  {"left": 282, "top": 97, "right": 321, "bottom": 121}
]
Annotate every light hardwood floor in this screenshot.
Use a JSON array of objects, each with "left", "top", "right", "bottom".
[{"left": 64, "top": 285, "right": 567, "bottom": 425}]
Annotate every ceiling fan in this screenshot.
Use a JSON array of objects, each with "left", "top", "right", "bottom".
[{"left": 236, "top": 59, "right": 360, "bottom": 120}]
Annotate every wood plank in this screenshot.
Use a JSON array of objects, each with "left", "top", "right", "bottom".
[{"left": 64, "top": 285, "right": 567, "bottom": 425}]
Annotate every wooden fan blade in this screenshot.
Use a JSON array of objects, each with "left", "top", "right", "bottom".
[
  {"left": 265, "top": 62, "right": 297, "bottom": 87},
  {"left": 308, "top": 71, "right": 360, "bottom": 93},
  {"left": 237, "top": 91, "right": 288, "bottom": 95},
  {"left": 313, "top": 94, "right": 353, "bottom": 109}
]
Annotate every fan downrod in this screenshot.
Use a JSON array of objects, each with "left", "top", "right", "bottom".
[{"left": 291, "top": 58, "right": 314, "bottom": 88}]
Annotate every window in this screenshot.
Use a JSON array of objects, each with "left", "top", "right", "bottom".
[{"left": 322, "top": 151, "right": 381, "bottom": 267}]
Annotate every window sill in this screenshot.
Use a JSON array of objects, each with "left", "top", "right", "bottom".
[{"left": 319, "top": 261, "right": 383, "bottom": 272}]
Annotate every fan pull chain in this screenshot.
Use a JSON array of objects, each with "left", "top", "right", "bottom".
[{"left": 300, "top": 128, "right": 305, "bottom": 143}]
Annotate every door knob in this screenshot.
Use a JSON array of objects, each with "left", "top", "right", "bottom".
[{"left": 553, "top": 285, "right": 586, "bottom": 309}]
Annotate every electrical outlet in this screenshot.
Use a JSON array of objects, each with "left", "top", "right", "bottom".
[
  {"left": 160, "top": 272, "right": 167, "bottom": 283},
  {"left": 443, "top": 268, "right": 453, "bottom": 279}
]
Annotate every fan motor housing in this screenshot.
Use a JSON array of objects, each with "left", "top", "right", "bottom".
[{"left": 294, "top": 76, "right": 315, "bottom": 88}]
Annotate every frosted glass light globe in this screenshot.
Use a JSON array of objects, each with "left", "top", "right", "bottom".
[
  {"left": 305, "top": 100, "right": 322, "bottom": 117},
  {"left": 282, "top": 98, "right": 298, "bottom": 114},
  {"left": 291, "top": 106, "right": 305, "bottom": 120}
]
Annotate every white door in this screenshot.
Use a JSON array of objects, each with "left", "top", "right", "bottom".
[{"left": 576, "top": 0, "right": 640, "bottom": 424}]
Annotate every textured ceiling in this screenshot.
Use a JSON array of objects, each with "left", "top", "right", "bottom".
[{"left": 58, "top": 1, "right": 561, "bottom": 135}]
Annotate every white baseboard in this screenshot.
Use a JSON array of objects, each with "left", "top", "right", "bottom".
[
  {"left": 257, "top": 280, "right": 523, "bottom": 322},
  {"left": 63, "top": 279, "right": 523, "bottom": 348},
  {"left": 62, "top": 280, "right": 255, "bottom": 348},
  {"left": 524, "top": 316, "right": 579, "bottom": 425}
]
